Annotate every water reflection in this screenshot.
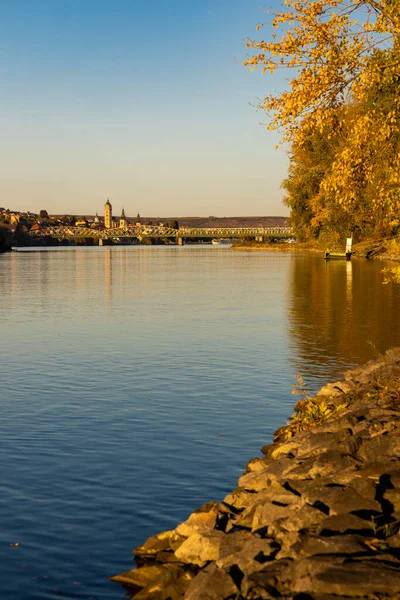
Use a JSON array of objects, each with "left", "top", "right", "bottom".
[
  {"left": 2, "top": 247, "right": 400, "bottom": 600},
  {"left": 346, "top": 260, "right": 352, "bottom": 301},
  {"left": 287, "top": 254, "right": 400, "bottom": 388},
  {"left": 104, "top": 247, "right": 112, "bottom": 306}
]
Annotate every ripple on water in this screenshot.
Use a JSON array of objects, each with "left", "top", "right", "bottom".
[{"left": 1, "top": 247, "right": 399, "bottom": 599}]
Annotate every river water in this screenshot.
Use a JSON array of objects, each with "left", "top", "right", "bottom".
[{"left": 1, "top": 246, "right": 399, "bottom": 600}]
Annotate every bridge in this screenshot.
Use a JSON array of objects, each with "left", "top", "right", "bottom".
[{"left": 29, "top": 225, "right": 293, "bottom": 243}]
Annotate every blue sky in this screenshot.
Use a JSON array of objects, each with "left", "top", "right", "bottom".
[{"left": 0, "top": 0, "right": 289, "bottom": 216}]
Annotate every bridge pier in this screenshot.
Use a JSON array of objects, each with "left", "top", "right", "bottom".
[
  {"left": 99, "top": 238, "right": 104, "bottom": 246},
  {"left": 255, "top": 235, "right": 264, "bottom": 242},
  {"left": 177, "top": 236, "right": 184, "bottom": 246}
]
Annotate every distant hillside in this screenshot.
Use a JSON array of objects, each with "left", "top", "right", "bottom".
[
  {"left": 143, "top": 216, "right": 289, "bottom": 228},
  {"left": 50, "top": 215, "right": 289, "bottom": 228}
]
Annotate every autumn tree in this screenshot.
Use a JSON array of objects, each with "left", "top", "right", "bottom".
[{"left": 246, "top": 0, "right": 400, "bottom": 233}]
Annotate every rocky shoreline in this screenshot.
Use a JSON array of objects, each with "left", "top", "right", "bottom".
[{"left": 112, "top": 350, "right": 400, "bottom": 599}]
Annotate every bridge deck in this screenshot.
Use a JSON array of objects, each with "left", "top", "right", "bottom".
[{"left": 29, "top": 226, "right": 294, "bottom": 240}]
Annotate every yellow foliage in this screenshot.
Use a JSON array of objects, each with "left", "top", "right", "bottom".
[{"left": 246, "top": 0, "right": 400, "bottom": 221}]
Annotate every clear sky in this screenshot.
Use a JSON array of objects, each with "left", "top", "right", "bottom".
[{"left": 0, "top": 0, "right": 289, "bottom": 217}]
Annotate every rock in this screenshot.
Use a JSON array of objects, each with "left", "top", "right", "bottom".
[
  {"left": 229, "top": 485, "right": 301, "bottom": 531},
  {"left": 237, "top": 470, "right": 274, "bottom": 492},
  {"left": 357, "top": 432, "right": 400, "bottom": 461},
  {"left": 184, "top": 564, "right": 238, "bottom": 600},
  {"left": 276, "top": 533, "right": 370, "bottom": 559},
  {"left": 309, "top": 450, "right": 361, "bottom": 478},
  {"left": 133, "top": 565, "right": 193, "bottom": 600},
  {"left": 174, "top": 530, "right": 226, "bottom": 566},
  {"left": 134, "top": 530, "right": 186, "bottom": 564},
  {"left": 315, "top": 382, "right": 346, "bottom": 397},
  {"left": 297, "top": 482, "right": 382, "bottom": 516},
  {"left": 355, "top": 459, "right": 400, "bottom": 481},
  {"left": 175, "top": 502, "right": 219, "bottom": 538},
  {"left": 223, "top": 488, "right": 257, "bottom": 511},
  {"left": 216, "top": 535, "right": 277, "bottom": 571},
  {"left": 267, "top": 503, "right": 326, "bottom": 535},
  {"left": 344, "top": 357, "right": 387, "bottom": 383},
  {"left": 389, "top": 469, "right": 400, "bottom": 488},
  {"left": 384, "top": 488, "right": 400, "bottom": 511},
  {"left": 316, "top": 513, "right": 375, "bottom": 536},
  {"left": 216, "top": 530, "right": 254, "bottom": 560},
  {"left": 289, "top": 556, "right": 400, "bottom": 596},
  {"left": 241, "top": 558, "right": 293, "bottom": 597},
  {"left": 269, "top": 440, "right": 300, "bottom": 460},
  {"left": 316, "top": 380, "right": 354, "bottom": 398},
  {"left": 237, "top": 457, "right": 294, "bottom": 490},
  {"left": 250, "top": 501, "right": 299, "bottom": 532},
  {"left": 246, "top": 555, "right": 400, "bottom": 597},
  {"left": 245, "top": 457, "right": 270, "bottom": 473},
  {"left": 348, "top": 476, "right": 378, "bottom": 502},
  {"left": 110, "top": 565, "right": 167, "bottom": 594},
  {"left": 295, "top": 429, "right": 354, "bottom": 458}
]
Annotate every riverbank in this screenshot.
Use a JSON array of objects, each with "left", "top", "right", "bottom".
[
  {"left": 112, "top": 349, "right": 400, "bottom": 599},
  {"left": 232, "top": 237, "right": 400, "bottom": 262}
]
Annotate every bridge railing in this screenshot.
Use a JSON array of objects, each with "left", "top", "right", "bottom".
[{"left": 29, "top": 225, "right": 293, "bottom": 239}]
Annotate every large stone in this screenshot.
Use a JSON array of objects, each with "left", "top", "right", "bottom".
[
  {"left": 267, "top": 503, "right": 326, "bottom": 535},
  {"left": 357, "top": 433, "right": 400, "bottom": 461},
  {"left": 237, "top": 470, "right": 275, "bottom": 492},
  {"left": 133, "top": 565, "right": 193, "bottom": 600},
  {"left": 355, "top": 459, "right": 400, "bottom": 481},
  {"left": 295, "top": 429, "right": 356, "bottom": 459},
  {"left": 348, "top": 476, "right": 378, "bottom": 502},
  {"left": 269, "top": 440, "right": 300, "bottom": 460},
  {"left": 276, "top": 533, "right": 370, "bottom": 559},
  {"left": 246, "top": 555, "right": 400, "bottom": 597},
  {"left": 223, "top": 488, "right": 258, "bottom": 511},
  {"left": 229, "top": 486, "right": 300, "bottom": 531},
  {"left": 175, "top": 502, "right": 219, "bottom": 537},
  {"left": 174, "top": 530, "right": 225, "bottom": 566},
  {"left": 110, "top": 565, "right": 166, "bottom": 594},
  {"left": 217, "top": 535, "right": 277, "bottom": 572},
  {"left": 316, "top": 513, "right": 375, "bottom": 536},
  {"left": 216, "top": 530, "right": 254, "bottom": 560},
  {"left": 241, "top": 558, "right": 293, "bottom": 597},
  {"left": 245, "top": 457, "right": 271, "bottom": 473},
  {"left": 344, "top": 356, "right": 389, "bottom": 383},
  {"left": 384, "top": 488, "right": 400, "bottom": 511},
  {"left": 184, "top": 564, "right": 238, "bottom": 600},
  {"left": 250, "top": 501, "right": 297, "bottom": 532},
  {"left": 297, "top": 482, "right": 381, "bottom": 516},
  {"left": 237, "top": 457, "right": 294, "bottom": 490},
  {"left": 316, "top": 382, "right": 347, "bottom": 398},
  {"left": 134, "top": 530, "right": 186, "bottom": 563},
  {"left": 389, "top": 469, "right": 400, "bottom": 488},
  {"left": 308, "top": 450, "right": 361, "bottom": 478},
  {"left": 282, "top": 453, "right": 356, "bottom": 481},
  {"left": 290, "top": 556, "right": 400, "bottom": 596}
]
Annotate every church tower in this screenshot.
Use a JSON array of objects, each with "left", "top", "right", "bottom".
[
  {"left": 119, "top": 208, "right": 127, "bottom": 228},
  {"left": 104, "top": 199, "right": 112, "bottom": 229}
]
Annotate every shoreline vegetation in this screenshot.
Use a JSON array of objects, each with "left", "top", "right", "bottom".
[
  {"left": 112, "top": 349, "right": 400, "bottom": 599},
  {"left": 232, "top": 238, "right": 400, "bottom": 263}
]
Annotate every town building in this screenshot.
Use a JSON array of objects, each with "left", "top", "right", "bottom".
[
  {"left": 119, "top": 208, "right": 127, "bottom": 228},
  {"left": 104, "top": 199, "right": 112, "bottom": 229}
]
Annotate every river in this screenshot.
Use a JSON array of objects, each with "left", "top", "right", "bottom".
[{"left": 1, "top": 246, "right": 399, "bottom": 599}]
